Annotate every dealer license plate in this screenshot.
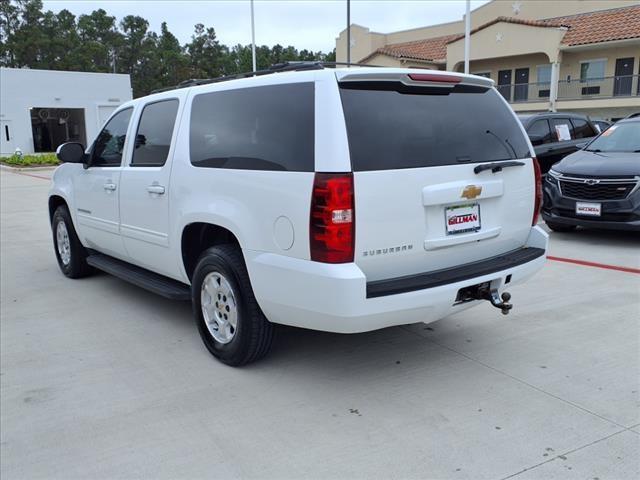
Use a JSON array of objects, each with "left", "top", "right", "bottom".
[
  {"left": 576, "top": 202, "right": 601, "bottom": 216},
  {"left": 446, "top": 203, "right": 481, "bottom": 235}
]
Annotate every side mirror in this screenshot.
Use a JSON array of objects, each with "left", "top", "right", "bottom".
[
  {"left": 528, "top": 133, "right": 545, "bottom": 146},
  {"left": 56, "top": 142, "right": 87, "bottom": 164},
  {"left": 576, "top": 142, "right": 588, "bottom": 150}
]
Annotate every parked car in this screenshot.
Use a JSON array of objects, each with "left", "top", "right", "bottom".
[
  {"left": 49, "top": 64, "right": 548, "bottom": 366},
  {"left": 591, "top": 119, "right": 612, "bottom": 134},
  {"left": 542, "top": 115, "right": 640, "bottom": 232},
  {"left": 518, "top": 112, "right": 599, "bottom": 173}
]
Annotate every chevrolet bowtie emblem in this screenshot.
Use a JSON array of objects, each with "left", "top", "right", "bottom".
[{"left": 461, "top": 185, "right": 483, "bottom": 200}]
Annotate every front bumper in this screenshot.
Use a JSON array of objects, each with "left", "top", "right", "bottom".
[
  {"left": 245, "top": 226, "right": 548, "bottom": 333},
  {"left": 542, "top": 176, "right": 640, "bottom": 231}
]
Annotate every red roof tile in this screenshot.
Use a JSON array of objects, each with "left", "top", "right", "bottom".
[
  {"left": 549, "top": 5, "right": 640, "bottom": 46},
  {"left": 365, "top": 5, "right": 640, "bottom": 63},
  {"left": 361, "top": 34, "right": 459, "bottom": 63}
]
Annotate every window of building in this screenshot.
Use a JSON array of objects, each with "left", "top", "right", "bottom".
[
  {"left": 537, "top": 65, "right": 551, "bottom": 84},
  {"left": 190, "top": 83, "right": 314, "bottom": 172},
  {"left": 580, "top": 59, "right": 606, "bottom": 81},
  {"left": 131, "top": 99, "right": 179, "bottom": 167},
  {"left": 90, "top": 108, "right": 133, "bottom": 167},
  {"left": 30, "top": 107, "right": 87, "bottom": 153}
]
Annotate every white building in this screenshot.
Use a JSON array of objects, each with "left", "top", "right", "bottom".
[{"left": 0, "top": 68, "right": 132, "bottom": 156}]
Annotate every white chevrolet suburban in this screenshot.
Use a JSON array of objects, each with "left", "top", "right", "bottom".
[{"left": 49, "top": 64, "right": 548, "bottom": 366}]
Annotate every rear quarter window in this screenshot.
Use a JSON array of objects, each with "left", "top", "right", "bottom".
[
  {"left": 189, "top": 83, "right": 314, "bottom": 172},
  {"left": 339, "top": 83, "right": 530, "bottom": 171}
]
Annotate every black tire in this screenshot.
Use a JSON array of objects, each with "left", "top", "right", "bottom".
[
  {"left": 51, "top": 205, "right": 92, "bottom": 278},
  {"left": 546, "top": 221, "right": 577, "bottom": 232},
  {"left": 192, "top": 244, "right": 274, "bottom": 366}
]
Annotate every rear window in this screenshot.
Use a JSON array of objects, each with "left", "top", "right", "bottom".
[
  {"left": 339, "top": 83, "right": 530, "bottom": 171},
  {"left": 190, "top": 83, "right": 314, "bottom": 171}
]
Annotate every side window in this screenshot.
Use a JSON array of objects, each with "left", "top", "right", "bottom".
[
  {"left": 549, "top": 118, "right": 573, "bottom": 142},
  {"left": 527, "top": 119, "right": 553, "bottom": 144},
  {"left": 189, "top": 83, "right": 314, "bottom": 172},
  {"left": 570, "top": 118, "right": 596, "bottom": 139},
  {"left": 91, "top": 108, "right": 133, "bottom": 167},
  {"left": 131, "top": 99, "right": 180, "bottom": 167}
]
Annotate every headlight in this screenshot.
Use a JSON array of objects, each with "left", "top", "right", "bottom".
[{"left": 546, "top": 169, "right": 560, "bottom": 186}]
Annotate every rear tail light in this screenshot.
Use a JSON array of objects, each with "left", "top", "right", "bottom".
[
  {"left": 310, "top": 173, "right": 354, "bottom": 263},
  {"left": 532, "top": 157, "right": 542, "bottom": 226}
]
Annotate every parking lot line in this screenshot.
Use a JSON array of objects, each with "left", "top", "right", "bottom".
[{"left": 547, "top": 255, "right": 640, "bottom": 275}]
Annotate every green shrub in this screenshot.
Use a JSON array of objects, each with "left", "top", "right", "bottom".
[{"left": 0, "top": 152, "right": 60, "bottom": 167}]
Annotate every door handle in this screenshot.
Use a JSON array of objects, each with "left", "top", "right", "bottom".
[
  {"left": 103, "top": 182, "right": 117, "bottom": 191},
  {"left": 147, "top": 185, "right": 165, "bottom": 195}
]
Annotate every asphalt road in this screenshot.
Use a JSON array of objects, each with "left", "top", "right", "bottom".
[{"left": 1, "top": 167, "right": 639, "bottom": 480}]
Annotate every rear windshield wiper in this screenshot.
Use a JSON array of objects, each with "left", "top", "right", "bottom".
[
  {"left": 485, "top": 130, "right": 517, "bottom": 159},
  {"left": 585, "top": 148, "right": 602, "bottom": 152},
  {"left": 474, "top": 161, "right": 525, "bottom": 174}
]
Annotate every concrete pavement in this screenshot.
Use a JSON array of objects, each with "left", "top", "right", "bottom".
[{"left": 1, "top": 167, "right": 638, "bottom": 479}]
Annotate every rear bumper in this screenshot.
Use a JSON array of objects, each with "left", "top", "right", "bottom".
[{"left": 245, "top": 226, "right": 548, "bottom": 333}]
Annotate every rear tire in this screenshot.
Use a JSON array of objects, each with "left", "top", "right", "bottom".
[
  {"left": 192, "top": 244, "right": 274, "bottom": 366},
  {"left": 52, "top": 205, "right": 92, "bottom": 278},
  {"left": 546, "top": 221, "right": 577, "bottom": 232}
]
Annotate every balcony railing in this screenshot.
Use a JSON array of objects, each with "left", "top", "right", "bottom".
[{"left": 498, "top": 75, "right": 640, "bottom": 104}]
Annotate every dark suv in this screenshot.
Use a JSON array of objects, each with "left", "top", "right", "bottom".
[
  {"left": 518, "top": 113, "right": 599, "bottom": 173},
  {"left": 542, "top": 116, "right": 640, "bottom": 232}
]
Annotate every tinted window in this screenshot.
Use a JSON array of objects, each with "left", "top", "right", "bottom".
[
  {"left": 91, "top": 108, "right": 133, "bottom": 166},
  {"left": 549, "top": 118, "right": 573, "bottom": 142},
  {"left": 339, "top": 83, "right": 530, "bottom": 171},
  {"left": 570, "top": 118, "right": 596, "bottom": 139},
  {"left": 190, "top": 83, "right": 314, "bottom": 171},
  {"left": 527, "top": 119, "right": 553, "bottom": 144},
  {"left": 132, "top": 99, "right": 179, "bottom": 166}
]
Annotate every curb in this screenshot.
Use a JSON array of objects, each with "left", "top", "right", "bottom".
[{"left": 0, "top": 164, "right": 57, "bottom": 173}]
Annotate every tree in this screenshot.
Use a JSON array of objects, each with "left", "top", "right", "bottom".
[
  {"left": 186, "top": 23, "right": 224, "bottom": 78},
  {"left": 76, "top": 9, "right": 121, "bottom": 72},
  {"left": 0, "top": 0, "right": 335, "bottom": 96},
  {"left": 157, "top": 21, "right": 188, "bottom": 87}
]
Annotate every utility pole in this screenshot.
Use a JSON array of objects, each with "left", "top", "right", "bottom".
[
  {"left": 251, "top": 0, "right": 257, "bottom": 71},
  {"left": 347, "top": 0, "right": 351, "bottom": 64},
  {"left": 464, "top": 0, "right": 470, "bottom": 74}
]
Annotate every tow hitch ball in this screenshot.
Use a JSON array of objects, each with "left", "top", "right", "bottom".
[{"left": 484, "top": 290, "right": 512, "bottom": 315}]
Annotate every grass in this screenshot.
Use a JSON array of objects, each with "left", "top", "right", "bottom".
[{"left": 0, "top": 152, "right": 59, "bottom": 167}]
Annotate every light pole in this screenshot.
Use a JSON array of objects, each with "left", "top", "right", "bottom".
[
  {"left": 464, "top": 0, "right": 470, "bottom": 74},
  {"left": 347, "top": 0, "right": 351, "bottom": 64},
  {"left": 251, "top": 0, "right": 257, "bottom": 71}
]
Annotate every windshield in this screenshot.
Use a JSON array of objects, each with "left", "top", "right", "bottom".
[
  {"left": 586, "top": 122, "right": 640, "bottom": 153},
  {"left": 339, "top": 83, "right": 530, "bottom": 171}
]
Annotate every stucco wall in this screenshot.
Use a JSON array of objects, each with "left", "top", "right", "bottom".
[
  {"left": 336, "top": 0, "right": 638, "bottom": 63},
  {"left": 464, "top": 53, "right": 552, "bottom": 81},
  {"left": 0, "top": 68, "right": 132, "bottom": 155},
  {"left": 446, "top": 22, "right": 566, "bottom": 70},
  {"left": 559, "top": 44, "right": 640, "bottom": 81}
]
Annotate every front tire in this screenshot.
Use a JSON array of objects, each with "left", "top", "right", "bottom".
[
  {"left": 51, "top": 205, "right": 92, "bottom": 278},
  {"left": 546, "top": 221, "right": 577, "bottom": 232},
  {"left": 192, "top": 245, "right": 274, "bottom": 366}
]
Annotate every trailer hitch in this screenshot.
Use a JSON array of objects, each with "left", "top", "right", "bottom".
[{"left": 483, "top": 289, "right": 512, "bottom": 315}]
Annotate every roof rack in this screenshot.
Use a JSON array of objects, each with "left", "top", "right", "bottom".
[{"left": 150, "top": 61, "right": 380, "bottom": 94}]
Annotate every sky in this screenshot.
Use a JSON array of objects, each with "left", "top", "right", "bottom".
[{"left": 42, "top": 0, "right": 491, "bottom": 52}]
